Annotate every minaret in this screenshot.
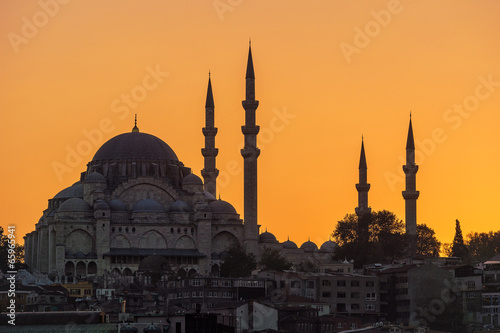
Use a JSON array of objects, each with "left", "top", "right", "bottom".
[
  {"left": 355, "top": 137, "right": 371, "bottom": 217},
  {"left": 402, "top": 116, "right": 419, "bottom": 236},
  {"left": 201, "top": 74, "right": 219, "bottom": 198},
  {"left": 241, "top": 43, "right": 260, "bottom": 256}
]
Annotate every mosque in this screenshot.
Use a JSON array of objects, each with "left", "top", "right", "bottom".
[{"left": 23, "top": 46, "right": 419, "bottom": 282}]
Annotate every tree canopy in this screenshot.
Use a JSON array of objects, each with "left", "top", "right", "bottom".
[
  {"left": 0, "top": 227, "right": 24, "bottom": 272},
  {"left": 259, "top": 247, "right": 292, "bottom": 271},
  {"left": 451, "top": 219, "right": 469, "bottom": 259},
  {"left": 220, "top": 243, "right": 256, "bottom": 278},
  {"left": 332, "top": 210, "right": 440, "bottom": 267}
]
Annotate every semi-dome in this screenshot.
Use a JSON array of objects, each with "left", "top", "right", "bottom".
[
  {"left": 109, "top": 199, "right": 127, "bottom": 211},
  {"left": 300, "top": 240, "right": 318, "bottom": 252},
  {"left": 259, "top": 231, "right": 278, "bottom": 243},
  {"left": 182, "top": 173, "right": 203, "bottom": 185},
  {"left": 283, "top": 238, "right": 298, "bottom": 249},
  {"left": 169, "top": 200, "right": 190, "bottom": 213},
  {"left": 58, "top": 198, "right": 92, "bottom": 212},
  {"left": 209, "top": 199, "right": 237, "bottom": 214},
  {"left": 92, "top": 132, "right": 178, "bottom": 162},
  {"left": 132, "top": 198, "right": 165, "bottom": 213},
  {"left": 84, "top": 172, "right": 106, "bottom": 183},
  {"left": 320, "top": 240, "right": 338, "bottom": 252},
  {"left": 53, "top": 182, "right": 83, "bottom": 199}
]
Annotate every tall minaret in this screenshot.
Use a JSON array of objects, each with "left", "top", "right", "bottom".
[
  {"left": 355, "top": 137, "right": 371, "bottom": 217},
  {"left": 201, "top": 74, "right": 219, "bottom": 197},
  {"left": 241, "top": 43, "right": 260, "bottom": 256},
  {"left": 402, "top": 116, "right": 419, "bottom": 236}
]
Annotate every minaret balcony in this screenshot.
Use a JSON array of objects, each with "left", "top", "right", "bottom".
[
  {"left": 241, "top": 148, "right": 260, "bottom": 159},
  {"left": 402, "top": 190, "right": 420, "bottom": 200},
  {"left": 241, "top": 125, "right": 260, "bottom": 135},
  {"left": 201, "top": 148, "right": 219, "bottom": 157},
  {"left": 202, "top": 128, "right": 218, "bottom": 136}
]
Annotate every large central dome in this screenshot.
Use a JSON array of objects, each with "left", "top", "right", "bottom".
[{"left": 92, "top": 132, "right": 178, "bottom": 162}]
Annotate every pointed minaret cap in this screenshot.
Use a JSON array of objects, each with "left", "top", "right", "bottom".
[
  {"left": 359, "top": 137, "right": 367, "bottom": 169},
  {"left": 406, "top": 115, "right": 415, "bottom": 149},
  {"left": 245, "top": 41, "right": 255, "bottom": 79},
  {"left": 205, "top": 73, "right": 215, "bottom": 108},
  {"left": 132, "top": 114, "right": 139, "bottom": 132}
]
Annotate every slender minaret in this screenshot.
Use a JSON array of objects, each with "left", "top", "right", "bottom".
[
  {"left": 201, "top": 74, "right": 219, "bottom": 197},
  {"left": 355, "top": 137, "right": 371, "bottom": 217},
  {"left": 402, "top": 116, "right": 419, "bottom": 236},
  {"left": 241, "top": 43, "right": 260, "bottom": 256}
]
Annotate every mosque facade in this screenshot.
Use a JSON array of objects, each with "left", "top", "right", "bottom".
[
  {"left": 23, "top": 46, "right": 419, "bottom": 282},
  {"left": 23, "top": 46, "right": 341, "bottom": 282}
]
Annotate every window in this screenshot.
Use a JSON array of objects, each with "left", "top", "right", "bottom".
[
  {"left": 337, "top": 280, "right": 346, "bottom": 287},
  {"left": 337, "top": 292, "right": 346, "bottom": 298},
  {"left": 468, "top": 292, "right": 477, "bottom": 299},
  {"left": 322, "top": 280, "right": 331, "bottom": 287},
  {"left": 351, "top": 280, "right": 360, "bottom": 287},
  {"left": 211, "top": 280, "right": 219, "bottom": 287},
  {"left": 351, "top": 303, "right": 360, "bottom": 310},
  {"left": 337, "top": 323, "right": 343, "bottom": 328},
  {"left": 322, "top": 292, "right": 331, "bottom": 298},
  {"left": 365, "top": 304, "right": 375, "bottom": 311},
  {"left": 291, "top": 280, "right": 301, "bottom": 288},
  {"left": 222, "top": 280, "right": 232, "bottom": 287},
  {"left": 351, "top": 292, "right": 360, "bottom": 299},
  {"left": 192, "top": 279, "right": 201, "bottom": 286},
  {"left": 467, "top": 281, "right": 476, "bottom": 289},
  {"left": 307, "top": 280, "right": 315, "bottom": 288},
  {"left": 366, "top": 281, "right": 375, "bottom": 287},
  {"left": 366, "top": 292, "right": 376, "bottom": 301},
  {"left": 351, "top": 323, "right": 357, "bottom": 329}
]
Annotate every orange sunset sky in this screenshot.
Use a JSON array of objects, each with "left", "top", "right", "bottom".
[{"left": 1, "top": 0, "right": 500, "bottom": 250}]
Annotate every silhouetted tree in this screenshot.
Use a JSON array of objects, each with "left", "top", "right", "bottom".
[
  {"left": 332, "top": 211, "right": 441, "bottom": 266},
  {"left": 451, "top": 219, "right": 469, "bottom": 259},
  {"left": 220, "top": 243, "right": 256, "bottom": 278},
  {"left": 259, "top": 247, "right": 292, "bottom": 271},
  {"left": 332, "top": 210, "right": 406, "bottom": 267},
  {"left": 416, "top": 224, "right": 441, "bottom": 257},
  {"left": 466, "top": 231, "right": 500, "bottom": 263},
  {"left": 441, "top": 242, "right": 453, "bottom": 257},
  {"left": 0, "top": 227, "right": 25, "bottom": 272}
]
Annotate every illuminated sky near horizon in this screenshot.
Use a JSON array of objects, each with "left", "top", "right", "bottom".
[{"left": 1, "top": 0, "right": 500, "bottom": 249}]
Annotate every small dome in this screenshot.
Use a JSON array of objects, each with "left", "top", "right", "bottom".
[
  {"left": 182, "top": 173, "right": 203, "bottom": 186},
  {"left": 133, "top": 199, "right": 165, "bottom": 213},
  {"left": 84, "top": 172, "right": 106, "bottom": 183},
  {"left": 259, "top": 231, "right": 278, "bottom": 243},
  {"left": 53, "top": 182, "right": 83, "bottom": 199},
  {"left": 283, "top": 238, "right": 298, "bottom": 249},
  {"left": 300, "top": 240, "right": 318, "bottom": 252},
  {"left": 109, "top": 199, "right": 127, "bottom": 211},
  {"left": 58, "top": 198, "right": 92, "bottom": 212},
  {"left": 209, "top": 199, "right": 237, "bottom": 214},
  {"left": 94, "top": 200, "right": 110, "bottom": 210},
  {"left": 144, "top": 324, "right": 161, "bottom": 333},
  {"left": 169, "top": 200, "right": 190, "bottom": 213},
  {"left": 320, "top": 240, "right": 338, "bottom": 252}
]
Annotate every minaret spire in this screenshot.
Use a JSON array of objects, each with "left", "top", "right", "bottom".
[
  {"left": 132, "top": 114, "right": 139, "bottom": 132},
  {"left": 355, "top": 137, "right": 371, "bottom": 217},
  {"left": 403, "top": 115, "right": 419, "bottom": 239},
  {"left": 241, "top": 43, "right": 260, "bottom": 256},
  {"left": 201, "top": 73, "right": 219, "bottom": 197}
]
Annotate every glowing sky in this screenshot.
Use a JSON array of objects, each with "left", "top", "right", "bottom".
[{"left": 1, "top": 0, "right": 500, "bottom": 249}]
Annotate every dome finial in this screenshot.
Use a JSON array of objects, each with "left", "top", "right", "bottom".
[{"left": 132, "top": 114, "right": 139, "bottom": 132}]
